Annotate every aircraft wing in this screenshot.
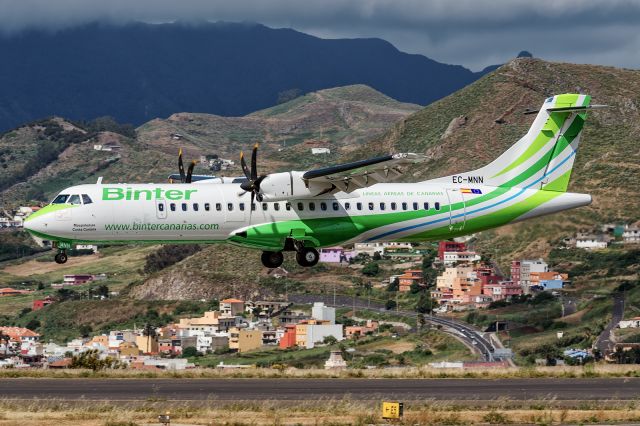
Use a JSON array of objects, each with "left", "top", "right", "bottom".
[{"left": 301, "top": 153, "right": 424, "bottom": 193}]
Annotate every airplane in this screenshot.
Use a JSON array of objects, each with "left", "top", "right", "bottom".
[{"left": 24, "top": 94, "right": 604, "bottom": 268}]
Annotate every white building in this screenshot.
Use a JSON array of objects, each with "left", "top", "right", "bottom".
[
  {"left": 311, "top": 148, "right": 330, "bottom": 155},
  {"left": 619, "top": 317, "right": 640, "bottom": 329},
  {"left": 353, "top": 242, "right": 412, "bottom": 256},
  {"left": 519, "top": 259, "right": 548, "bottom": 287},
  {"left": 623, "top": 226, "right": 640, "bottom": 244},
  {"left": 576, "top": 234, "right": 610, "bottom": 250},
  {"left": 302, "top": 324, "right": 344, "bottom": 349},
  {"left": 312, "top": 302, "right": 335, "bottom": 324},
  {"left": 442, "top": 251, "right": 482, "bottom": 266}
]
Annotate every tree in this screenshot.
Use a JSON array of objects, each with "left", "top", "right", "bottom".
[
  {"left": 182, "top": 346, "right": 199, "bottom": 358},
  {"left": 372, "top": 251, "right": 382, "bottom": 261},
  {"left": 386, "top": 277, "right": 399, "bottom": 292},
  {"left": 79, "top": 324, "right": 92, "bottom": 338},
  {"left": 415, "top": 292, "right": 437, "bottom": 314},
  {"left": 70, "top": 349, "right": 122, "bottom": 371},
  {"left": 252, "top": 306, "right": 263, "bottom": 321},
  {"left": 362, "top": 262, "right": 380, "bottom": 277},
  {"left": 25, "top": 319, "right": 41, "bottom": 331},
  {"left": 0, "top": 332, "right": 10, "bottom": 357},
  {"left": 142, "top": 323, "right": 157, "bottom": 354},
  {"left": 385, "top": 299, "right": 397, "bottom": 310},
  {"left": 323, "top": 335, "right": 338, "bottom": 345}
]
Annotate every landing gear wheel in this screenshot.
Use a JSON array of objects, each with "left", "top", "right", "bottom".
[
  {"left": 54, "top": 252, "right": 68, "bottom": 264},
  {"left": 261, "top": 251, "right": 284, "bottom": 268},
  {"left": 296, "top": 247, "right": 319, "bottom": 267}
]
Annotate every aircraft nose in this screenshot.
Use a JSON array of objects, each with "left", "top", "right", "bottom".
[{"left": 23, "top": 206, "right": 54, "bottom": 235}]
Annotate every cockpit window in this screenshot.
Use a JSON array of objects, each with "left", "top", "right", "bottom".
[
  {"left": 68, "top": 195, "right": 81, "bottom": 205},
  {"left": 52, "top": 194, "right": 69, "bottom": 204},
  {"left": 82, "top": 194, "right": 93, "bottom": 204}
]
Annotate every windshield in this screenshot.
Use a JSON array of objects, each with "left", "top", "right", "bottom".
[
  {"left": 68, "top": 195, "right": 81, "bottom": 205},
  {"left": 52, "top": 194, "right": 69, "bottom": 204}
]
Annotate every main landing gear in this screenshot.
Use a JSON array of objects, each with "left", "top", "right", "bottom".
[
  {"left": 54, "top": 250, "right": 68, "bottom": 264},
  {"left": 260, "top": 245, "right": 319, "bottom": 268}
]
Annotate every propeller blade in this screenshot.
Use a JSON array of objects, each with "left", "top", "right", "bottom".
[
  {"left": 240, "top": 151, "right": 251, "bottom": 180},
  {"left": 178, "top": 148, "right": 186, "bottom": 183},
  {"left": 185, "top": 161, "right": 196, "bottom": 184},
  {"left": 251, "top": 143, "right": 258, "bottom": 181}
]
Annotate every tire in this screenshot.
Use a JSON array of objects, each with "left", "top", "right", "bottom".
[
  {"left": 55, "top": 252, "right": 68, "bottom": 264},
  {"left": 295, "top": 247, "right": 319, "bottom": 267},
  {"left": 261, "top": 251, "right": 284, "bottom": 268}
]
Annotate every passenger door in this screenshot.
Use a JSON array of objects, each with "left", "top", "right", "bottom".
[{"left": 446, "top": 189, "right": 466, "bottom": 231}]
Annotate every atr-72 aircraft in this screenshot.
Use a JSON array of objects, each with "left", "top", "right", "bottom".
[{"left": 25, "top": 94, "right": 602, "bottom": 268}]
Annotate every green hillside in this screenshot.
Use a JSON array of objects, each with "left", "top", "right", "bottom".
[{"left": 359, "top": 58, "right": 640, "bottom": 262}]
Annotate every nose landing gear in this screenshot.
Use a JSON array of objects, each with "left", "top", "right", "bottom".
[{"left": 54, "top": 250, "right": 68, "bottom": 264}]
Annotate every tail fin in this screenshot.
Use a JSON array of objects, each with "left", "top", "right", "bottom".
[{"left": 448, "top": 94, "right": 592, "bottom": 192}]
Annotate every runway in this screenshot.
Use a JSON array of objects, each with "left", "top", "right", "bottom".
[{"left": 0, "top": 378, "right": 638, "bottom": 402}]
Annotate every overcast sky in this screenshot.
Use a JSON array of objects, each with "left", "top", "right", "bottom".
[{"left": 1, "top": 0, "right": 639, "bottom": 71}]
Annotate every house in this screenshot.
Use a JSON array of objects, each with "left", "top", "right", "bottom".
[
  {"left": 619, "top": 317, "right": 640, "bottom": 329},
  {"left": 63, "top": 274, "right": 95, "bottom": 286},
  {"left": 576, "top": 234, "right": 610, "bottom": 250},
  {"left": 279, "top": 324, "right": 297, "bottom": 349},
  {"left": 319, "top": 247, "right": 355, "bottom": 263},
  {"left": 119, "top": 342, "right": 141, "bottom": 357},
  {"left": 311, "top": 148, "right": 330, "bottom": 155},
  {"left": 311, "top": 302, "right": 336, "bottom": 324},
  {"left": 32, "top": 296, "right": 55, "bottom": 311},
  {"left": 398, "top": 269, "right": 425, "bottom": 292},
  {"left": 530, "top": 272, "right": 569, "bottom": 291},
  {"left": 511, "top": 259, "right": 548, "bottom": 290},
  {"left": 438, "top": 241, "right": 466, "bottom": 260},
  {"left": 482, "top": 281, "right": 522, "bottom": 301},
  {"left": 345, "top": 320, "right": 379, "bottom": 338},
  {"left": 353, "top": 242, "right": 412, "bottom": 257},
  {"left": 178, "top": 311, "right": 237, "bottom": 334},
  {"left": 278, "top": 310, "right": 309, "bottom": 325},
  {"left": 220, "top": 299, "right": 245, "bottom": 317},
  {"left": 442, "top": 251, "right": 481, "bottom": 266},
  {"left": 0, "top": 288, "right": 32, "bottom": 297},
  {"left": 135, "top": 334, "right": 159, "bottom": 355},
  {"left": 245, "top": 301, "right": 289, "bottom": 317},
  {"left": 0, "top": 327, "right": 40, "bottom": 350},
  {"left": 228, "top": 328, "right": 262, "bottom": 353},
  {"left": 295, "top": 319, "right": 344, "bottom": 349},
  {"left": 623, "top": 226, "right": 640, "bottom": 244}
]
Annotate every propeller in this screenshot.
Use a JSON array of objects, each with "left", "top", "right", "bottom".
[
  {"left": 177, "top": 148, "right": 196, "bottom": 184},
  {"left": 239, "top": 143, "right": 265, "bottom": 204}
]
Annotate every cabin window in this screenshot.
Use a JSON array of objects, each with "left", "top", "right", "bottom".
[
  {"left": 227, "top": 203, "right": 233, "bottom": 211},
  {"left": 391, "top": 202, "right": 397, "bottom": 211},
  {"left": 320, "top": 202, "right": 327, "bottom": 211},
  {"left": 182, "top": 203, "right": 188, "bottom": 212},
  {"left": 368, "top": 202, "right": 374, "bottom": 211},
  {"left": 251, "top": 203, "right": 257, "bottom": 211},
  {"left": 239, "top": 203, "right": 245, "bottom": 211},
  {"left": 380, "top": 202, "right": 386, "bottom": 211},
  {"left": 333, "top": 202, "right": 339, "bottom": 211},
  {"left": 435, "top": 202, "right": 441, "bottom": 211},
  {"left": 68, "top": 195, "right": 81, "bottom": 205},
  {"left": 158, "top": 203, "right": 164, "bottom": 212},
  {"left": 262, "top": 203, "right": 268, "bottom": 211},
  {"left": 170, "top": 203, "right": 176, "bottom": 212},
  {"left": 193, "top": 203, "right": 199, "bottom": 211},
  {"left": 402, "top": 202, "right": 407, "bottom": 211},
  {"left": 309, "top": 202, "right": 316, "bottom": 211},
  {"left": 424, "top": 202, "right": 430, "bottom": 210},
  {"left": 215, "top": 203, "right": 222, "bottom": 211},
  {"left": 274, "top": 203, "right": 280, "bottom": 211},
  {"left": 345, "top": 202, "right": 350, "bottom": 210},
  {"left": 297, "top": 202, "right": 304, "bottom": 211},
  {"left": 285, "top": 202, "right": 291, "bottom": 211},
  {"left": 204, "top": 203, "right": 210, "bottom": 211},
  {"left": 413, "top": 202, "right": 419, "bottom": 210},
  {"left": 81, "top": 194, "right": 93, "bottom": 204},
  {"left": 357, "top": 202, "right": 363, "bottom": 211},
  {"left": 52, "top": 194, "right": 69, "bottom": 204}
]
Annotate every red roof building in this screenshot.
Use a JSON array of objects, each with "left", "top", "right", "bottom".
[
  {"left": 279, "top": 324, "right": 296, "bottom": 349},
  {"left": 33, "top": 296, "right": 55, "bottom": 311},
  {"left": 438, "top": 241, "right": 466, "bottom": 260}
]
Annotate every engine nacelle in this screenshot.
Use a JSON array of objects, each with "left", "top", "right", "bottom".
[{"left": 258, "top": 171, "right": 333, "bottom": 201}]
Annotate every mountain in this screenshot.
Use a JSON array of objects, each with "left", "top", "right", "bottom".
[
  {"left": 0, "top": 85, "right": 419, "bottom": 206},
  {"left": 359, "top": 57, "right": 640, "bottom": 262},
  {"left": 0, "top": 21, "right": 487, "bottom": 131}
]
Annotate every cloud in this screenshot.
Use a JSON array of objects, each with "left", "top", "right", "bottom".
[{"left": 1, "top": 0, "right": 639, "bottom": 70}]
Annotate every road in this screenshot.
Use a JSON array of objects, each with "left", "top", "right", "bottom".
[
  {"left": 289, "top": 293, "right": 497, "bottom": 361},
  {"left": 595, "top": 292, "right": 625, "bottom": 354},
  {"left": 0, "top": 378, "right": 638, "bottom": 401}
]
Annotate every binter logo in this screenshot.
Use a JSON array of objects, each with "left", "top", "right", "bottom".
[{"left": 102, "top": 187, "right": 197, "bottom": 201}]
